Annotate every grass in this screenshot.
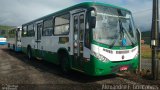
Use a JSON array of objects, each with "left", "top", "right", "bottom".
[
  {"left": 0, "top": 25, "right": 13, "bottom": 30},
  {"left": 141, "top": 44, "right": 160, "bottom": 59},
  {"left": 141, "top": 44, "right": 151, "bottom": 59}
]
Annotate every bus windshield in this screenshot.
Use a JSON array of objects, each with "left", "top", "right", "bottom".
[{"left": 92, "top": 6, "right": 137, "bottom": 47}]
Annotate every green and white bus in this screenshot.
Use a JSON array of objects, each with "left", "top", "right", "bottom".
[{"left": 21, "top": 2, "right": 140, "bottom": 76}]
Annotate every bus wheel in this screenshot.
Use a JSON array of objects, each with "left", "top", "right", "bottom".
[
  {"left": 8, "top": 43, "right": 10, "bottom": 48},
  {"left": 13, "top": 45, "right": 15, "bottom": 51},
  {"left": 27, "top": 48, "right": 32, "bottom": 60},
  {"left": 60, "top": 53, "right": 70, "bottom": 73}
]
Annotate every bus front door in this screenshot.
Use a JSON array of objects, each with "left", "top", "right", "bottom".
[
  {"left": 36, "top": 22, "right": 42, "bottom": 58},
  {"left": 73, "top": 12, "right": 85, "bottom": 70}
]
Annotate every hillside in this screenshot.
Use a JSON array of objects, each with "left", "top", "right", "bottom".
[
  {"left": 0, "top": 25, "right": 13, "bottom": 30},
  {"left": 0, "top": 25, "right": 14, "bottom": 37}
]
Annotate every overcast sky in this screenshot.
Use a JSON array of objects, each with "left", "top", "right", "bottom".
[{"left": 0, "top": 0, "right": 159, "bottom": 31}]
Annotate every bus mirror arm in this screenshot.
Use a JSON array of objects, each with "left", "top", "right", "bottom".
[{"left": 136, "top": 28, "right": 141, "bottom": 72}]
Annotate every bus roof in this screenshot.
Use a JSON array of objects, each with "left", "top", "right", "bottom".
[{"left": 23, "top": 2, "right": 130, "bottom": 25}]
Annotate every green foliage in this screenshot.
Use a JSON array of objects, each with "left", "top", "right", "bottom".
[
  {"left": 0, "top": 25, "right": 13, "bottom": 30},
  {"left": 141, "top": 31, "right": 150, "bottom": 45},
  {"left": 142, "top": 44, "right": 160, "bottom": 59},
  {"left": 141, "top": 31, "right": 150, "bottom": 37},
  {"left": 0, "top": 25, "right": 14, "bottom": 37}
]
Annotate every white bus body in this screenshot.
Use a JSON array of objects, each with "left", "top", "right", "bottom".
[{"left": 8, "top": 27, "right": 22, "bottom": 52}]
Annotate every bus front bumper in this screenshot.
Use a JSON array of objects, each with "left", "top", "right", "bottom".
[
  {"left": 84, "top": 55, "right": 139, "bottom": 76},
  {"left": 0, "top": 42, "right": 7, "bottom": 45}
]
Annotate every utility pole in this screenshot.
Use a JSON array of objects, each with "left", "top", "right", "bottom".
[{"left": 151, "top": 0, "right": 159, "bottom": 80}]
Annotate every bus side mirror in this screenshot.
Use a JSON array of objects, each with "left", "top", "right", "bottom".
[
  {"left": 136, "top": 28, "right": 141, "bottom": 44},
  {"left": 90, "top": 16, "right": 96, "bottom": 28}
]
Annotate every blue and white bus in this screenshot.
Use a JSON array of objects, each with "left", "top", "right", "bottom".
[{"left": 0, "top": 36, "right": 7, "bottom": 45}]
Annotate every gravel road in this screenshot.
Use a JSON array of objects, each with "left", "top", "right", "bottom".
[{"left": 0, "top": 46, "right": 159, "bottom": 90}]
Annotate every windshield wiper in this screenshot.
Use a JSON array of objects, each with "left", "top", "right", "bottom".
[
  {"left": 109, "top": 19, "right": 135, "bottom": 49},
  {"left": 109, "top": 20, "right": 123, "bottom": 49},
  {"left": 109, "top": 33, "right": 120, "bottom": 48},
  {"left": 119, "top": 20, "right": 135, "bottom": 47}
]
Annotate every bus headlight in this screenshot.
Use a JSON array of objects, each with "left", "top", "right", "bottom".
[
  {"left": 98, "top": 54, "right": 109, "bottom": 62},
  {"left": 92, "top": 51, "right": 109, "bottom": 62}
]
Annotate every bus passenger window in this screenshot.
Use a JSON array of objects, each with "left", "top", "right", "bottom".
[
  {"left": 54, "top": 13, "right": 70, "bottom": 35},
  {"left": 74, "top": 16, "right": 78, "bottom": 40},
  {"left": 79, "top": 14, "right": 84, "bottom": 41},
  {"left": 43, "top": 18, "right": 53, "bottom": 36},
  {"left": 22, "top": 26, "right": 27, "bottom": 37},
  {"left": 28, "top": 24, "right": 34, "bottom": 37}
]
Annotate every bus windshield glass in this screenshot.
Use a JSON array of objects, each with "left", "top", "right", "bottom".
[{"left": 92, "top": 6, "right": 137, "bottom": 46}]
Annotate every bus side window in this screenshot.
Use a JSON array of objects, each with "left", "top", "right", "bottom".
[
  {"left": 54, "top": 13, "right": 70, "bottom": 35},
  {"left": 43, "top": 18, "right": 53, "bottom": 36},
  {"left": 22, "top": 26, "right": 27, "bottom": 37},
  {"left": 28, "top": 24, "right": 34, "bottom": 37}
]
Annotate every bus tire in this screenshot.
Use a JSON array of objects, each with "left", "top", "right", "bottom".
[
  {"left": 13, "top": 44, "right": 15, "bottom": 51},
  {"left": 8, "top": 43, "right": 10, "bottom": 48},
  {"left": 27, "top": 47, "right": 32, "bottom": 60},
  {"left": 60, "top": 53, "right": 70, "bottom": 73}
]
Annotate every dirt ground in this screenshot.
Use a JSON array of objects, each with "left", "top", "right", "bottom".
[{"left": 0, "top": 46, "right": 159, "bottom": 90}]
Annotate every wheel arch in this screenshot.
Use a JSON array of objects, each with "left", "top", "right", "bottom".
[
  {"left": 27, "top": 44, "right": 32, "bottom": 54},
  {"left": 57, "top": 48, "right": 71, "bottom": 65},
  {"left": 26, "top": 44, "right": 33, "bottom": 60},
  {"left": 27, "top": 44, "right": 32, "bottom": 50}
]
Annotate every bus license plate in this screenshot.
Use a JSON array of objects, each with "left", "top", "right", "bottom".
[{"left": 120, "top": 66, "right": 128, "bottom": 71}]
